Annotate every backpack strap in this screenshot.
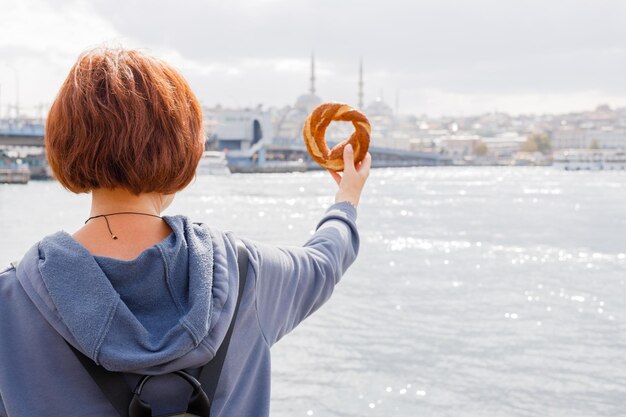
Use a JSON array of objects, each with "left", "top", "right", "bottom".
[
  {"left": 198, "top": 239, "right": 248, "bottom": 400},
  {"left": 1, "top": 260, "right": 19, "bottom": 275},
  {"left": 68, "top": 238, "right": 249, "bottom": 417},
  {"left": 68, "top": 343, "right": 133, "bottom": 417}
]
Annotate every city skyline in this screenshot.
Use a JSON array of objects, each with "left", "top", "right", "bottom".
[{"left": 1, "top": 0, "right": 625, "bottom": 118}]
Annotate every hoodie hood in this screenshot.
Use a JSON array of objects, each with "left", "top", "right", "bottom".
[{"left": 15, "top": 215, "right": 240, "bottom": 374}]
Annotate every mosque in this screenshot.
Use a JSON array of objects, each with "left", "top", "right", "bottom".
[{"left": 273, "top": 54, "right": 396, "bottom": 148}]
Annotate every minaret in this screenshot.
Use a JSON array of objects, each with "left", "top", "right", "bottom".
[
  {"left": 395, "top": 89, "right": 399, "bottom": 116},
  {"left": 310, "top": 52, "right": 316, "bottom": 95},
  {"left": 358, "top": 58, "right": 364, "bottom": 109}
]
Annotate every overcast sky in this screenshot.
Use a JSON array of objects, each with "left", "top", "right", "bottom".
[{"left": 0, "top": 0, "right": 624, "bottom": 117}]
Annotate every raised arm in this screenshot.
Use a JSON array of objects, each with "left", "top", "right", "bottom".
[
  {"left": 250, "top": 203, "right": 358, "bottom": 345},
  {"left": 250, "top": 145, "right": 371, "bottom": 345}
]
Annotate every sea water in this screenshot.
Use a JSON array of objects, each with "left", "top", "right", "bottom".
[{"left": 1, "top": 167, "right": 625, "bottom": 416}]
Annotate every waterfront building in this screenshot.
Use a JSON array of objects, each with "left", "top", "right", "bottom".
[
  {"left": 439, "top": 135, "right": 484, "bottom": 158},
  {"left": 437, "top": 132, "right": 527, "bottom": 164},
  {"left": 212, "top": 108, "right": 273, "bottom": 152},
  {"left": 552, "top": 126, "right": 626, "bottom": 149},
  {"left": 482, "top": 132, "right": 528, "bottom": 157}
]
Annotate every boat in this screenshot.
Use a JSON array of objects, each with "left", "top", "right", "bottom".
[
  {"left": 196, "top": 151, "right": 231, "bottom": 175},
  {"left": 0, "top": 168, "right": 30, "bottom": 184},
  {"left": 0, "top": 150, "right": 31, "bottom": 184},
  {"left": 553, "top": 149, "right": 626, "bottom": 171}
]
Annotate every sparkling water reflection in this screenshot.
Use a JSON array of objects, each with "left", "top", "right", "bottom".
[{"left": 1, "top": 167, "right": 625, "bottom": 416}]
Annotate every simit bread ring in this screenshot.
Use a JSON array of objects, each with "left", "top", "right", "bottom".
[{"left": 302, "top": 102, "right": 371, "bottom": 171}]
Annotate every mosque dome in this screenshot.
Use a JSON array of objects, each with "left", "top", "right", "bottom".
[
  {"left": 366, "top": 97, "right": 394, "bottom": 118},
  {"left": 295, "top": 93, "right": 322, "bottom": 113}
]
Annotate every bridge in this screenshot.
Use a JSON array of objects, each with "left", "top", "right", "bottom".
[
  {"left": 1, "top": 123, "right": 453, "bottom": 170},
  {"left": 260, "top": 143, "right": 451, "bottom": 166},
  {"left": 0, "top": 123, "right": 45, "bottom": 147},
  {"left": 0, "top": 134, "right": 45, "bottom": 147}
]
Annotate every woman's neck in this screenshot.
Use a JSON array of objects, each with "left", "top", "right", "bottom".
[
  {"left": 72, "top": 189, "right": 175, "bottom": 261},
  {"left": 89, "top": 188, "right": 167, "bottom": 217}
]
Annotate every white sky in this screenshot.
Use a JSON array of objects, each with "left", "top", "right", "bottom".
[{"left": 0, "top": 0, "right": 624, "bottom": 117}]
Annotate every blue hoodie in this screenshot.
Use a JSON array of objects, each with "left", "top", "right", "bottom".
[{"left": 0, "top": 202, "right": 359, "bottom": 417}]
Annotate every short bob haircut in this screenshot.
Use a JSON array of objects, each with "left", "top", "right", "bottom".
[{"left": 45, "top": 47, "right": 205, "bottom": 195}]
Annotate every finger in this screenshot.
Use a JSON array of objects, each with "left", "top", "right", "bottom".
[
  {"left": 328, "top": 169, "right": 342, "bottom": 185},
  {"left": 357, "top": 152, "right": 372, "bottom": 176},
  {"left": 343, "top": 144, "right": 356, "bottom": 174},
  {"left": 328, "top": 169, "right": 342, "bottom": 186}
]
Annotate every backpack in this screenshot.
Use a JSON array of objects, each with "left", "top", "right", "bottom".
[{"left": 69, "top": 240, "right": 249, "bottom": 417}]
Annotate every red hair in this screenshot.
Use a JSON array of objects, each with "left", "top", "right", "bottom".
[{"left": 45, "top": 47, "right": 205, "bottom": 194}]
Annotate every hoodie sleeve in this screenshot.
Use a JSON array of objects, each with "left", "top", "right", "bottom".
[{"left": 249, "top": 202, "right": 359, "bottom": 346}]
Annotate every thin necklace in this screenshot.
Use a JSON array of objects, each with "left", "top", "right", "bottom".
[{"left": 85, "top": 212, "right": 162, "bottom": 240}]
